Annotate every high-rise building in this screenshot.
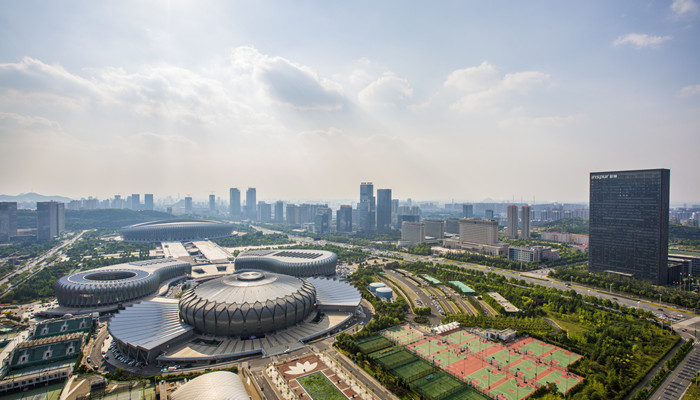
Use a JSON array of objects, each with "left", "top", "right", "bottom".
[
  {"left": 359, "top": 182, "right": 375, "bottom": 232},
  {"left": 336, "top": 205, "right": 352, "bottom": 233},
  {"left": 286, "top": 204, "right": 299, "bottom": 226},
  {"left": 257, "top": 202, "right": 272, "bottom": 222},
  {"left": 209, "top": 195, "right": 216, "bottom": 213},
  {"left": 131, "top": 194, "right": 141, "bottom": 211},
  {"left": 521, "top": 205, "right": 531, "bottom": 239},
  {"left": 507, "top": 205, "right": 519, "bottom": 239},
  {"left": 589, "top": 169, "right": 670, "bottom": 285},
  {"left": 246, "top": 188, "right": 257, "bottom": 220},
  {"left": 229, "top": 188, "right": 241, "bottom": 218},
  {"left": 459, "top": 218, "right": 498, "bottom": 245},
  {"left": 445, "top": 218, "right": 460, "bottom": 234},
  {"left": 485, "top": 209, "right": 494, "bottom": 219},
  {"left": 37, "top": 201, "right": 65, "bottom": 241},
  {"left": 184, "top": 197, "right": 193, "bottom": 214},
  {"left": 144, "top": 194, "right": 154, "bottom": 211},
  {"left": 422, "top": 218, "right": 444, "bottom": 239},
  {"left": 376, "top": 189, "right": 392, "bottom": 233},
  {"left": 462, "top": 204, "right": 473, "bottom": 218},
  {"left": 0, "top": 202, "right": 18, "bottom": 241},
  {"left": 401, "top": 222, "right": 425, "bottom": 245},
  {"left": 274, "top": 201, "right": 284, "bottom": 223},
  {"left": 314, "top": 207, "right": 332, "bottom": 234}
]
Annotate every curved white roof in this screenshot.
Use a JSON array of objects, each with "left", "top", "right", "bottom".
[
  {"left": 171, "top": 371, "right": 248, "bottom": 400},
  {"left": 307, "top": 277, "right": 361, "bottom": 308},
  {"left": 108, "top": 298, "right": 193, "bottom": 351}
]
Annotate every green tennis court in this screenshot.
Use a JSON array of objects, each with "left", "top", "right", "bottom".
[
  {"left": 519, "top": 340, "right": 554, "bottom": 357},
  {"left": 466, "top": 366, "right": 506, "bottom": 390},
  {"left": 537, "top": 370, "right": 581, "bottom": 393},
  {"left": 431, "top": 349, "right": 466, "bottom": 366},
  {"left": 489, "top": 379, "right": 535, "bottom": 400},
  {"left": 393, "top": 360, "right": 436, "bottom": 383},
  {"left": 411, "top": 339, "right": 448, "bottom": 356},
  {"left": 546, "top": 348, "right": 581, "bottom": 367},
  {"left": 508, "top": 358, "right": 541, "bottom": 380}
]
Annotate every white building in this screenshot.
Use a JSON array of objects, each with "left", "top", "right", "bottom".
[{"left": 400, "top": 222, "right": 425, "bottom": 246}]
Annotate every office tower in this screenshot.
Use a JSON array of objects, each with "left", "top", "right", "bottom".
[
  {"left": 0, "top": 202, "right": 18, "bottom": 241},
  {"left": 209, "top": 195, "right": 216, "bottom": 213},
  {"left": 462, "top": 204, "right": 473, "bottom": 219},
  {"left": 485, "top": 209, "right": 494, "bottom": 219},
  {"left": 298, "top": 204, "right": 312, "bottom": 224},
  {"left": 131, "top": 194, "right": 141, "bottom": 210},
  {"left": 376, "top": 189, "right": 392, "bottom": 233},
  {"left": 37, "top": 201, "right": 65, "bottom": 241},
  {"left": 246, "top": 188, "right": 257, "bottom": 220},
  {"left": 459, "top": 218, "right": 498, "bottom": 245},
  {"left": 229, "top": 188, "right": 241, "bottom": 218},
  {"left": 422, "top": 218, "right": 445, "bottom": 239},
  {"left": 314, "top": 207, "right": 332, "bottom": 234},
  {"left": 521, "top": 205, "right": 531, "bottom": 239},
  {"left": 589, "top": 169, "right": 670, "bottom": 285},
  {"left": 257, "top": 202, "right": 272, "bottom": 222},
  {"left": 401, "top": 222, "right": 425, "bottom": 245},
  {"left": 359, "top": 182, "right": 376, "bottom": 232},
  {"left": 144, "top": 194, "right": 154, "bottom": 211},
  {"left": 274, "top": 201, "right": 284, "bottom": 223},
  {"left": 112, "top": 195, "right": 123, "bottom": 209},
  {"left": 184, "top": 197, "right": 193, "bottom": 214},
  {"left": 507, "top": 205, "right": 519, "bottom": 239},
  {"left": 336, "top": 205, "right": 353, "bottom": 233}
]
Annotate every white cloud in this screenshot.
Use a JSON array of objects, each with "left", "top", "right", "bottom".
[
  {"left": 671, "top": 0, "right": 699, "bottom": 16},
  {"left": 358, "top": 73, "right": 413, "bottom": 107},
  {"left": 679, "top": 84, "right": 700, "bottom": 96},
  {"left": 444, "top": 62, "right": 550, "bottom": 111},
  {"left": 612, "top": 33, "right": 672, "bottom": 48}
]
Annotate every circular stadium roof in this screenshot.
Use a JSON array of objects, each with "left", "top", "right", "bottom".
[
  {"left": 120, "top": 219, "right": 234, "bottom": 242},
  {"left": 55, "top": 259, "right": 191, "bottom": 308},
  {"left": 234, "top": 249, "right": 337, "bottom": 277},
  {"left": 179, "top": 270, "right": 316, "bottom": 337}
]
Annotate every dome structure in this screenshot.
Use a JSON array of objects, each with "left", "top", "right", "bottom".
[
  {"left": 171, "top": 371, "right": 248, "bottom": 400},
  {"left": 234, "top": 249, "right": 337, "bottom": 277},
  {"left": 55, "top": 259, "right": 191, "bottom": 308},
  {"left": 120, "top": 219, "right": 235, "bottom": 242},
  {"left": 178, "top": 270, "right": 316, "bottom": 338}
]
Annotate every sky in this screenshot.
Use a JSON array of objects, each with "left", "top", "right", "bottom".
[{"left": 1, "top": 1, "right": 699, "bottom": 204}]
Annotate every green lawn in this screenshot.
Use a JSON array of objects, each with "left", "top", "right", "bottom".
[{"left": 298, "top": 372, "right": 346, "bottom": 400}]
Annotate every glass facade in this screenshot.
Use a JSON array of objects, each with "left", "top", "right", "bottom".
[{"left": 589, "top": 169, "right": 670, "bottom": 284}]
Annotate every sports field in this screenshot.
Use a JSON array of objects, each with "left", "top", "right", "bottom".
[
  {"left": 382, "top": 325, "right": 425, "bottom": 345},
  {"left": 298, "top": 372, "right": 347, "bottom": 400},
  {"left": 381, "top": 324, "right": 584, "bottom": 400}
]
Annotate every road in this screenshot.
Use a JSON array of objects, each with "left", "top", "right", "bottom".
[
  {"left": 0, "top": 231, "right": 87, "bottom": 298},
  {"left": 649, "top": 318, "right": 700, "bottom": 400}
]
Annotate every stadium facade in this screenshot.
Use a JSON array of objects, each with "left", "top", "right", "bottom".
[
  {"left": 234, "top": 249, "right": 337, "bottom": 276},
  {"left": 54, "top": 259, "right": 191, "bottom": 308},
  {"left": 120, "top": 219, "right": 235, "bottom": 242}
]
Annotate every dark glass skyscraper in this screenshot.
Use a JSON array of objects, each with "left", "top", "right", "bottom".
[
  {"left": 336, "top": 205, "right": 352, "bottom": 233},
  {"left": 589, "top": 169, "right": 670, "bottom": 285},
  {"left": 246, "top": 188, "right": 257, "bottom": 220},
  {"left": 229, "top": 188, "right": 240, "bottom": 218},
  {"left": 359, "top": 182, "right": 375, "bottom": 232},
  {"left": 376, "top": 189, "right": 392, "bottom": 233}
]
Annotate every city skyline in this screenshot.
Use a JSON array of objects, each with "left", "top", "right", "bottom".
[{"left": 1, "top": 2, "right": 699, "bottom": 202}]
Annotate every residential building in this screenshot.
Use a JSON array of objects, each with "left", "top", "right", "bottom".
[
  {"left": 184, "top": 197, "right": 193, "bottom": 214},
  {"left": 314, "top": 207, "right": 332, "bottom": 234},
  {"left": 589, "top": 169, "right": 670, "bottom": 285},
  {"left": 144, "top": 194, "right": 154, "bottom": 211},
  {"left": 274, "top": 201, "right": 284, "bottom": 223},
  {"left": 257, "top": 202, "right": 272, "bottom": 222},
  {"left": 521, "top": 205, "right": 531, "bottom": 239},
  {"left": 507, "top": 205, "right": 518, "bottom": 239},
  {"left": 209, "top": 195, "right": 216, "bottom": 213}
]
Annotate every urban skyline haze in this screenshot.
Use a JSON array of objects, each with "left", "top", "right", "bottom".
[{"left": 1, "top": 1, "right": 699, "bottom": 203}]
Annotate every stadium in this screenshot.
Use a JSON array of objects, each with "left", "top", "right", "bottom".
[
  {"left": 178, "top": 271, "right": 317, "bottom": 337},
  {"left": 120, "top": 219, "right": 235, "bottom": 242},
  {"left": 54, "top": 259, "right": 191, "bottom": 308},
  {"left": 108, "top": 271, "right": 362, "bottom": 364},
  {"left": 234, "top": 249, "right": 337, "bottom": 276}
]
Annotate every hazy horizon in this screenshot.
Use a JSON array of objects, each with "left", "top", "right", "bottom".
[{"left": 1, "top": 2, "right": 699, "bottom": 203}]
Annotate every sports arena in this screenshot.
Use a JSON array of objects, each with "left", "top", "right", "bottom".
[
  {"left": 234, "top": 249, "right": 337, "bottom": 276},
  {"left": 54, "top": 259, "right": 191, "bottom": 308},
  {"left": 120, "top": 219, "right": 235, "bottom": 242}
]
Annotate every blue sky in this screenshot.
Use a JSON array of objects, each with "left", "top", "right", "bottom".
[{"left": 1, "top": 1, "right": 699, "bottom": 203}]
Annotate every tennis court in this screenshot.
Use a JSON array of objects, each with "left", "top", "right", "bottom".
[
  {"left": 413, "top": 372, "right": 464, "bottom": 400},
  {"left": 519, "top": 340, "right": 555, "bottom": 357},
  {"left": 393, "top": 360, "right": 436, "bottom": 383},
  {"left": 536, "top": 370, "right": 582, "bottom": 393},
  {"left": 410, "top": 338, "right": 448, "bottom": 356},
  {"left": 431, "top": 348, "right": 466, "bottom": 366},
  {"left": 545, "top": 348, "right": 582, "bottom": 367},
  {"left": 466, "top": 366, "right": 506, "bottom": 390},
  {"left": 489, "top": 379, "right": 535, "bottom": 400},
  {"left": 508, "top": 358, "right": 541, "bottom": 380}
]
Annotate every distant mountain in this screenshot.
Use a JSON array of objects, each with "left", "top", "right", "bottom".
[{"left": 0, "top": 192, "right": 73, "bottom": 204}]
